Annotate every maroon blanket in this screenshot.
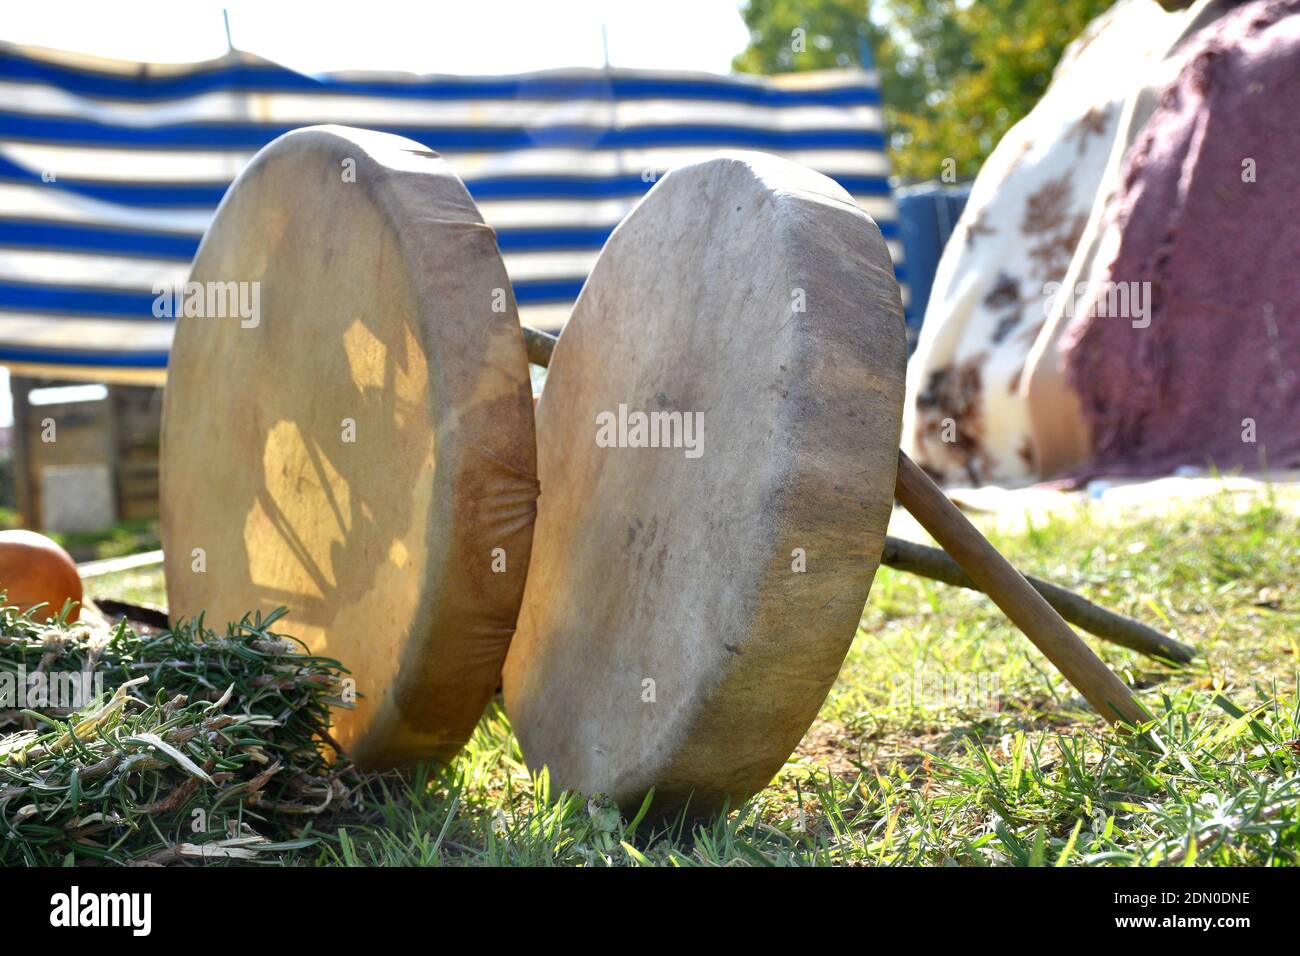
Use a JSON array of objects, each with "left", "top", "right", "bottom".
[{"left": 1063, "top": 0, "right": 1300, "bottom": 478}]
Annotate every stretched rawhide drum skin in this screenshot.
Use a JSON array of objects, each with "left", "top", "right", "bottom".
[
  {"left": 161, "top": 126, "right": 538, "bottom": 768},
  {"left": 503, "top": 152, "right": 907, "bottom": 817}
]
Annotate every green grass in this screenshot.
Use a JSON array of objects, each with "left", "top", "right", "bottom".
[
  {"left": 85, "top": 565, "right": 166, "bottom": 607},
  {"left": 44, "top": 491, "right": 1300, "bottom": 865},
  {"left": 52, "top": 517, "right": 160, "bottom": 562}
]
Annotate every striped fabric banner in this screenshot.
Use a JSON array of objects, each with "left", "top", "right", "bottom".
[{"left": 0, "top": 42, "right": 905, "bottom": 384}]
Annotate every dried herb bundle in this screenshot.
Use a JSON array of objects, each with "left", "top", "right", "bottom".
[{"left": 0, "top": 606, "right": 358, "bottom": 865}]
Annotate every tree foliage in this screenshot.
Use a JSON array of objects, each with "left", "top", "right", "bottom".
[{"left": 733, "top": 0, "right": 1117, "bottom": 182}]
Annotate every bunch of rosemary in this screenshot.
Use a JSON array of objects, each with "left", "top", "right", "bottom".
[{"left": 0, "top": 606, "right": 358, "bottom": 865}]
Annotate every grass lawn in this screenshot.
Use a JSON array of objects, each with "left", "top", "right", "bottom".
[
  {"left": 76, "top": 489, "right": 1300, "bottom": 865},
  {"left": 85, "top": 565, "right": 167, "bottom": 607}
]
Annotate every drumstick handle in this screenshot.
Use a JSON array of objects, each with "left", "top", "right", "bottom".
[
  {"left": 524, "top": 326, "right": 558, "bottom": 367},
  {"left": 881, "top": 536, "right": 1193, "bottom": 664},
  {"left": 894, "top": 451, "right": 1148, "bottom": 725}
]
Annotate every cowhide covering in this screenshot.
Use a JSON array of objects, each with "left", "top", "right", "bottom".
[
  {"left": 902, "top": 0, "right": 1182, "bottom": 485},
  {"left": 1056, "top": 0, "right": 1300, "bottom": 479}
]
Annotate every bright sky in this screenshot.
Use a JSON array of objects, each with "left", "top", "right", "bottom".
[
  {"left": 0, "top": 1, "right": 754, "bottom": 426},
  {"left": 2, "top": 0, "right": 753, "bottom": 74}
]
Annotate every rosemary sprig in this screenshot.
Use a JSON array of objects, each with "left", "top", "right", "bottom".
[{"left": 0, "top": 605, "right": 358, "bottom": 865}]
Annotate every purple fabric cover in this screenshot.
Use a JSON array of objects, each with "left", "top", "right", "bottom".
[{"left": 1063, "top": 0, "right": 1300, "bottom": 477}]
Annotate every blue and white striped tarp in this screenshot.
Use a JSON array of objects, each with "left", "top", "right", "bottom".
[{"left": 0, "top": 43, "right": 905, "bottom": 383}]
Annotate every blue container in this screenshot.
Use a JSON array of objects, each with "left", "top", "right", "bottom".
[{"left": 895, "top": 183, "right": 970, "bottom": 346}]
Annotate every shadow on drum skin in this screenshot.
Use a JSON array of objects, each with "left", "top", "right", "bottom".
[{"left": 240, "top": 318, "right": 432, "bottom": 634}]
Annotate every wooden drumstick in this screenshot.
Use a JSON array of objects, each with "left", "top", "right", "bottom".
[
  {"left": 893, "top": 453, "right": 1147, "bottom": 725},
  {"left": 880, "top": 536, "right": 1193, "bottom": 664},
  {"left": 524, "top": 326, "right": 560, "bottom": 367},
  {"left": 524, "top": 325, "right": 1155, "bottom": 725}
]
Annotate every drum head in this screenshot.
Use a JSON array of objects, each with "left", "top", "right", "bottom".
[
  {"left": 503, "top": 153, "right": 906, "bottom": 816},
  {"left": 161, "top": 126, "right": 537, "bottom": 768}
]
